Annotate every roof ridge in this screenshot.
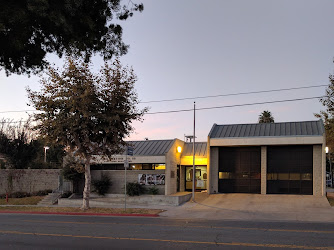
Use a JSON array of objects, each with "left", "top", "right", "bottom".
[{"left": 214, "top": 120, "right": 322, "bottom": 126}]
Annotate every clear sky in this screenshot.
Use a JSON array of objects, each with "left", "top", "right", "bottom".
[{"left": 1, "top": 0, "right": 334, "bottom": 142}]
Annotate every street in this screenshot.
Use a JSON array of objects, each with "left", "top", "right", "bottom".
[{"left": 0, "top": 213, "right": 334, "bottom": 249}]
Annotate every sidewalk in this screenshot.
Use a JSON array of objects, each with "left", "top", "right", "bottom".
[
  {"left": 1, "top": 192, "right": 333, "bottom": 222},
  {"left": 160, "top": 192, "right": 334, "bottom": 223}
]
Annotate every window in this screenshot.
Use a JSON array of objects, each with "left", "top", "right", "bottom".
[{"left": 92, "top": 163, "right": 166, "bottom": 170}]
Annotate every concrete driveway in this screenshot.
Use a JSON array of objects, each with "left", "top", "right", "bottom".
[{"left": 160, "top": 193, "right": 334, "bottom": 222}]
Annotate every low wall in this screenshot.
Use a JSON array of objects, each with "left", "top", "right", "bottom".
[
  {"left": 0, "top": 169, "right": 61, "bottom": 194},
  {"left": 58, "top": 192, "right": 192, "bottom": 207},
  {"left": 91, "top": 170, "right": 165, "bottom": 195}
]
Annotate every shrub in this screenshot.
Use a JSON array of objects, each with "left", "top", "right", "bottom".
[
  {"left": 11, "top": 192, "right": 30, "bottom": 198},
  {"left": 92, "top": 174, "right": 111, "bottom": 196},
  {"left": 61, "top": 191, "right": 73, "bottom": 198},
  {"left": 148, "top": 186, "right": 159, "bottom": 195},
  {"left": 126, "top": 182, "right": 145, "bottom": 196},
  {"left": 0, "top": 159, "right": 6, "bottom": 169}
]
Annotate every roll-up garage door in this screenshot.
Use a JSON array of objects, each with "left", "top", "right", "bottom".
[
  {"left": 267, "top": 146, "right": 313, "bottom": 195},
  {"left": 218, "top": 147, "right": 261, "bottom": 193}
]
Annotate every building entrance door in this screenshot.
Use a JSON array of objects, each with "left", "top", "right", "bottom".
[{"left": 185, "top": 166, "right": 207, "bottom": 191}]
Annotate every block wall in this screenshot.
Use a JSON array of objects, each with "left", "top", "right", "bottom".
[
  {"left": 0, "top": 169, "right": 60, "bottom": 194},
  {"left": 91, "top": 170, "right": 165, "bottom": 195}
]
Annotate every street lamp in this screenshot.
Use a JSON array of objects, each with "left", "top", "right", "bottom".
[{"left": 44, "top": 146, "right": 50, "bottom": 163}]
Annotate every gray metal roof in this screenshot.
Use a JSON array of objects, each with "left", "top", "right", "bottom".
[
  {"left": 125, "top": 140, "right": 175, "bottom": 156},
  {"left": 209, "top": 120, "right": 325, "bottom": 138},
  {"left": 182, "top": 142, "right": 207, "bottom": 157}
]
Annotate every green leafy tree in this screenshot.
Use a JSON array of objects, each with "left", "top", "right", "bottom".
[
  {"left": 258, "top": 110, "right": 275, "bottom": 123},
  {"left": 0, "top": 0, "right": 143, "bottom": 75},
  {"left": 27, "top": 57, "right": 147, "bottom": 209}
]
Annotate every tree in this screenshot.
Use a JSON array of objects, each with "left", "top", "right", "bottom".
[
  {"left": 27, "top": 57, "right": 147, "bottom": 209},
  {"left": 0, "top": 118, "right": 64, "bottom": 169},
  {"left": 258, "top": 110, "right": 275, "bottom": 123},
  {"left": 315, "top": 72, "right": 334, "bottom": 154},
  {"left": 0, "top": 0, "right": 143, "bottom": 75}
]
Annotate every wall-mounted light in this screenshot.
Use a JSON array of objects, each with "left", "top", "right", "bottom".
[
  {"left": 177, "top": 146, "right": 182, "bottom": 153},
  {"left": 326, "top": 147, "right": 329, "bottom": 154},
  {"left": 44, "top": 146, "right": 50, "bottom": 163}
]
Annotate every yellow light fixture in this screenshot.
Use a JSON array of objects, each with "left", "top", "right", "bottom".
[
  {"left": 177, "top": 146, "right": 182, "bottom": 153},
  {"left": 326, "top": 147, "right": 329, "bottom": 153}
]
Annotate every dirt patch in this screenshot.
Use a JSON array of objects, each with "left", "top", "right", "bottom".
[
  {"left": 0, "top": 206, "right": 163, "bottom": 215},
  {"left": 0, "top": 196, "right": 44, "bottom": 205}
]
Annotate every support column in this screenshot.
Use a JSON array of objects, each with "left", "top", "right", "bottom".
[
  {"left": 209, "top": 147, "right": 219, "bottom": 194},
  {"left": 180, "top": 165, "right": 185, "bottom": 192},
  {"left": 261, "top": 146, "right": 267, "bottom": 195},
  {"left": 313, "top": 145, "right": 324, "bottom": 196}
]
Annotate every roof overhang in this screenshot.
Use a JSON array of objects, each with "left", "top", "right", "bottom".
[
  {"left": 92, "top": 155, "right": 166, "bottom": 164},
  {"left": 210, "top": 136, "right": 324, "bottom": 147}
]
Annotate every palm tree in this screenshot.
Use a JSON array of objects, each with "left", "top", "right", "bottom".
[{"left": 258, "top": 110, "right": 274, "bottom": 123}]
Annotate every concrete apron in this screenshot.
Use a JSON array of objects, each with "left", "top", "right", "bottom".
[{"left": 160, "top": 193, "right": 334, "bottom": 223}]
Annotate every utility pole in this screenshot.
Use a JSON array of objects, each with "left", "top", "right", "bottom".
[{"left": 192, "top": 102, "right": 196, "bottom": 202}]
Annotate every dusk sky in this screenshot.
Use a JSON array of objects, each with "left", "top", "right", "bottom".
[{"left": 1, "top": 0, "right": 334, "bottom": 142}]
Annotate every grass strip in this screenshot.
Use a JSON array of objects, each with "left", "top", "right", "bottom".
[{"left": 0, "top": 206, "right": 163, "bottom": 215}]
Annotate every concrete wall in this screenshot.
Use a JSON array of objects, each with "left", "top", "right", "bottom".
[
  {"left": 261, "top": 146, "right": 267, "bottom": 195},
  {"left": 165, "top": 139, "right": 184, "bottom": 195},
  {"left": 208, "top": 147, "right": 219, "bottom": 194},
  {"left": 91, "top": 170, "right": 165, "bottom": 195},
  {"left": 313, "top": 145, "right": 324, "bottom": 196},
  {"left": 0, "top": 169, "right": 60, "bottom": 194},
  {"left": 179, "top": 165, "right": 185, "bottom": 192}
]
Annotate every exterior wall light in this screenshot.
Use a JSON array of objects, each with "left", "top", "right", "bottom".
[
  {"left": 326, "top": 147, "right": 329, "bottom": 154},
  {"left": 44, "top": 146, "right": 50, "bottom": 163},
  {"left": 177, "top": 146, "right": 182, "bottom": 153}
]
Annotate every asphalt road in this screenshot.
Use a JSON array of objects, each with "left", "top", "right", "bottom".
[{"left": 0, "top": 213, "right": 334, "bottom": 249}]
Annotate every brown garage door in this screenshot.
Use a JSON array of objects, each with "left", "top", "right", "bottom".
[
  {"left": 218, "top": 147, "right": 261, "bottom": 193},
  {"left": 267, "top": 146, "right": 313, "bottom": 195}
]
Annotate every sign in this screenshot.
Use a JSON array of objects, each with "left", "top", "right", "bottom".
[
  {"left": 138, "top": 174, "right": 165, "bottom": 185},
  {"left": 127, "top": 146, "right": 134, "bottom": 156},
  {"left": 124, "top": 159, "right": 129, "bottom": 169}
]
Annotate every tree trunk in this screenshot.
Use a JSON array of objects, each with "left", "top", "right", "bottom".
[{"left": 82, "top": 156, "right": 91, "bottom": 210}]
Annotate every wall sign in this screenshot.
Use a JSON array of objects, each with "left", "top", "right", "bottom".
[{"left": 138, "top": 174, "right": 165, "bottom": 185}]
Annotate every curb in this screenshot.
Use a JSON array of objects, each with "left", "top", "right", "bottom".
[{"left": 0, "top": 211, "right": 159, "bottom": 217}]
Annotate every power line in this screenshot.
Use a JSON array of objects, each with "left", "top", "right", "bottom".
[
  {"left": 0, "top": 96, "right": 327, "bottom": 124},
  {"left": 0, "top": 95, "right": 325, "bottom": 120},
  {"left": 0, "top": 110, "right": 36, "bottom": 114},
  {"left": 0, "top": 84, "right": 327, "bottom": 114},
  {"left": 145, "top": 96, "right": 325, "bottom": 115},
  {"left": 140, "top": 84, "right": 327, "bottom": 103}
]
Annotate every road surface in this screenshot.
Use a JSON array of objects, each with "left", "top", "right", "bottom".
[{"left": 0, "top": 213, "right": 334, "bottom": 249}]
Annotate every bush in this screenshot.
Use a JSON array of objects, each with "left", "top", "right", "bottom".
[
  {"left": 148, "top": 186, "right": 159, "bottom": 195},
  {"left": 0, "top": 159, "right": 6, "bottom": 169},
  {"left": 126, "top": 182, "right": 145, "bottom": 196},
  {"left": 0, "top": 189, "right": 52, "bottom": 199},
  {"left": 92, "top": 174, "right": 111, "bottom": 196},
  {"left": 61, "top": 191, "right": 73, "bottom": 198},
  {"left": 34, "top": 189, "right": 52, "bottom": 196},
  {"left": 11, "top": 192, "right": 30, "bottom": 198}
]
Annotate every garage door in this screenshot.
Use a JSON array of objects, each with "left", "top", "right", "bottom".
[
  {"left": 218, "top": 147, "right": 261, "bottom": 193},
  {"left": 267, "top": 146, "right": 313, "bottom": 195}
]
